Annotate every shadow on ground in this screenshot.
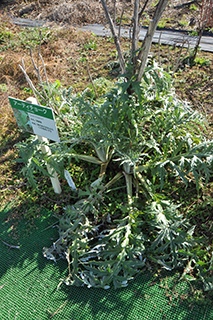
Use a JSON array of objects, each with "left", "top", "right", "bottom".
[{"left": 0, "top": 203, "right": 212, "bottom": 320}]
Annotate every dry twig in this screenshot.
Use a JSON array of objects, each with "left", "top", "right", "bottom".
[
  {"left": 48, "top": 300, "right": 68, "bottom": 318},
  {"left": 0, "top": 238, "right": 20, "bottom": 249},
  {"left": 86, "top": 62, "right": 98, "bottom": 98}
]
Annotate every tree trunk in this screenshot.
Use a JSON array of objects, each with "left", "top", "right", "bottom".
[
  {"left": 132, "top": 0, "right": 139, "bottom": 57},
  {"left": 101, "top": 0, "right": 168, "bottom": 82},
  {"left": 136, "top": 0, "right": 169, "bottom": 82}
]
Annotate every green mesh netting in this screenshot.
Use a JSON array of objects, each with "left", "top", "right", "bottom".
[{"left": 0, "top": 204, "right": 212, "bottom": 320}]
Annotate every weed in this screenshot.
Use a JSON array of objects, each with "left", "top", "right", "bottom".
[
  {"left": 194, "top": 57, "right": 210, "bottom": 66},
  {"left": 151, "top": 0, "right": 160, "bottom": 7},
  {"left": 0, "top": 27, "right": 52, "bottom": 52},
  {"left": 158, "top": 18, "right": 168, "bottom": 28},
  {"left": 0, "top": 83, "right": 8, "bottom": 92},
  {"left": 115, "top": 15, "right": 130, "bottom": 24},
  {"left": 0, "top": 30, "right": 14, "bottom": 43},
  {"left": 179, "top": 20, "right": 188, "bottom": 27},
  {"left": 189, "top": 30, "right": 198, "bottom": 36},
  {"left": 190, "top": 4, "right": 198, "bottom": 10},
  {"left": 83, "top": 39, "right": 97, "bottom": 51}
]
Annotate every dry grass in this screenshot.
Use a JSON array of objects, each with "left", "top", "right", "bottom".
[
  {"left": 46, "top": 1, "right": 105, "bottom": 25},
  {"left": 2, "top": 0, "right": 206, "bottom": 31}
]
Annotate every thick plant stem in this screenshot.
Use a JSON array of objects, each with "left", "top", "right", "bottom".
[
  {"left": 99, "top": 162, "right": 109, "bottom": 177},
  {"left": 100, "top": 171, "right": 123, "bottom": 193},
  {"left": 123, "top": 171, "right": 133, "bottom": 205},
  {"left": 136, "top": 172, "right": 154, "bottom": 199}
]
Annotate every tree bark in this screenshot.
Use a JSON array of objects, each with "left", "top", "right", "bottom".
[
  {"left": 132, "top": 0, "right": 139, "bottom": 54},
  {"left": 136, "top": 0, "right": 168, "bottom": 82}
]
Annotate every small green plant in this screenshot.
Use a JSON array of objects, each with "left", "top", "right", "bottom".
[
  {"left": 0, "top": 27, "right": 52, "bottom": 52},
  {"left": 0, "top": 30, "right": 14, "bottom": 43},
  {"left": 158, "top": 18, "right": 168, "bottom": 28},
  {"left": 83, "top": 77, "right": 115, "bottom": 99},
  {"left": 115, "top": 15, "right": 130, "bottom": 24},
  {"left": 190, "top": 4, "right": 198, "bottom": 10},
  {"left": 189, "top": 30, "right": 198, "bottom": 36},
  {"left": 106, "top": 36, "right": 114, "bottom": 43},
  {"left": 179, "top": 19, "right": 188, "bottom": 27},
  {"left": 194, "top": 57, "right": 210, "bottom": 66},
  {"left": 0, "top": 83, "right": 8, "bottom": 92},
  {"left": 83, "top": 39, "right": 97, "bottom": 51},
  {"left": 151, "top": 0, "right": 160, "bottom": 7}
]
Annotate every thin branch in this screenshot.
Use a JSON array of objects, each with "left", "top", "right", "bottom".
[
  {"left": 0, "top": 238, "right": 20, "bottom": 249},
  {"left": 39, "top": 53, "right": 49, "bottom": 85},
  {"left": 174, "top": 0, "right": 202, "bottom": 9},
  {"left": 167, "top": 44, "right": 171, "bottom": 72},
  {"left": 86, "top": 62, "right": 98, "bottom": 98},
  {"left": 37, "top": 29, "right": 42, "bottom": 71},
  {"left": 192, "top": 22, "right": 207, "bottom": 62},
  {"left": 29, "top": 48, "right": 51, "bottom": 104},
  {"left": 30, "top": 47, "right": 41, "bottom": 83},
  {"left": 131, "top": 0, "right": 140, "bottom": 74},
  {"left": 19, "top": 59, "right": 48, "bottom": 104},
  {"left": 129, "top": 25, "right": 132, "bottom": 42},
  {"left": 29, "top": 43, "right": 58, "bottom": 113},
  {"left": 101, "top": 0, "right": 126, "bottom": 74},
  {"left": 21, "top": 53, "right": 60, "bottom": 116},
  {"left": 113, "top": 0, "right": 116, "bottom": 23},
  {"left": 30, "top": 30, "right": 42, "bottom": 84},
  {"left": 172, "top": 38, "right": 190, "bottom": 74},
  {"left": 158, "top": 32, "right": 162, "bottom": 65},
  {"left": 38, "top": 53, "right": 61, "bottom": 115},
  {"left": 29, "top": 31, "right": 60, "bottom": 115},
  {"left": 138, "top": 0, "right": 150, "bottom": 22},
  {"left": 118, "top": 7, "right": 125, "bottom": 41},
  {"left": 191, "top": 0, "right": 213, "bottom": 62},
  {"left": 49, "top": 300, "right": 68, "bottom": 319},
  {"left": 137, "top": 0, "right": 151, "bottom": 48}
]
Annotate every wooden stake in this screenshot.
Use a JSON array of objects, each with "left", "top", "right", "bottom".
[{"left": 26, "top": 97, "right": 62, "bottom": 194}]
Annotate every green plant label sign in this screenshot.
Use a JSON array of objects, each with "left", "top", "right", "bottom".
[{"left": 8, "top": 97, "right": 60, "bottom": 142}]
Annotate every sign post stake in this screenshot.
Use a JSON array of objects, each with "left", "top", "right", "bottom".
[{"left": 26, "top": 97, "right": 62, "bottom": 194}]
